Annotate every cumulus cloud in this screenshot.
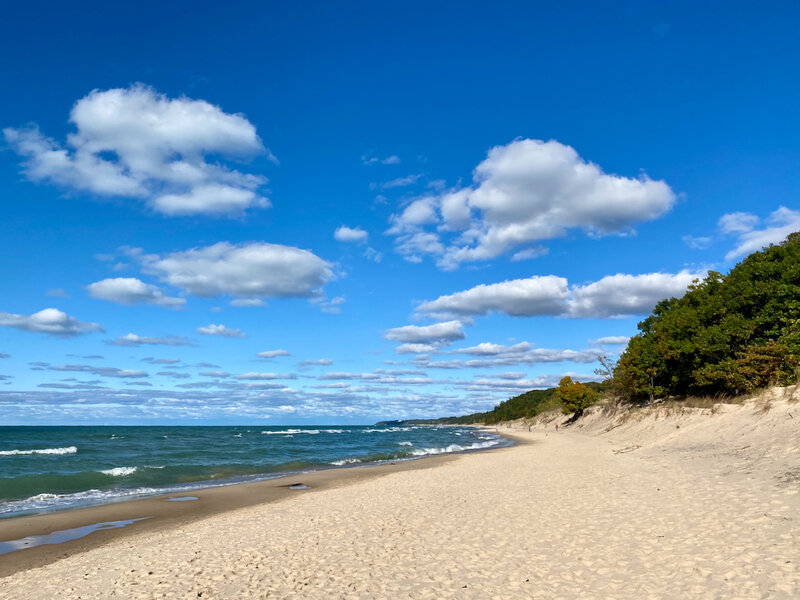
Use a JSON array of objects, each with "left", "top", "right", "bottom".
[
  {"left": 334, "top": 225, "right": 369, "bottom": 243},
  {"left": 4, "top": 85, "right": 271, "bottom": 216},
  {"left": 87, "top": 277, "right": 185, "bottom": 309},
  {"left": 417, "top": 271, "right": 702, "bottom": 320},
  {"left": 386, "top": 139, "right": 675, "bottom": 269},
  {"left": 384, "top": 320, "right": 466, "bottom": 344},
  {"left": 139, "top": 242, "right": 333, "bottom": 302},
  {"left": 0, "top": 308, "right": 103, "bottom": 336},
  {"left": 568, "top": 271, "right": 702, "bottom": 318},
  {"left": 196, "top": 323, "right": 247, "bottom": 338},
  {"left": 417, "top": 276, "right": 569, "bottom": 319},
  {"left": 257, "top": 349, "right": 291, "bottom": 359},
  {"left": 107, "top": 333, "right": 194, "bottom": 346},
  {"left": 720, "top": 206, "right": 800, "bottom": 260}
]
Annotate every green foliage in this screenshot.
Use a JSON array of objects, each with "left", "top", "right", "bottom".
[
  {"left": 556, "top": 376, "right": 599, "bottom": 416},
  {"left": 409, "top": 382, "right": 606, "bottom": 425},
  {"left": 615, "top": 233, "right": 800, "bottom": 401}
]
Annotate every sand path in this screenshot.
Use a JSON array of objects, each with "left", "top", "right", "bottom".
[{"left": 1, "top": 425, "right": 798, "bottom": 599}]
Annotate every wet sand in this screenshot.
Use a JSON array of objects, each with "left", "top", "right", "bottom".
[{"left": 0, "top": 452, "right": 461, "bottom": 578}]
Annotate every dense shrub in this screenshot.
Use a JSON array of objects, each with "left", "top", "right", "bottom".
[{"left": 615, "top": 233, "right": 800, "bottom": 400}]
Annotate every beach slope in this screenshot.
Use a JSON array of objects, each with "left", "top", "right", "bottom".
[{"left": 1, "top": 394, "right": 798, "bottom": 599}]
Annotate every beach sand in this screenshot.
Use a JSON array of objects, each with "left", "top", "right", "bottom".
[{"left": 1, "top": 392, "right": 798, "bottom": 599}]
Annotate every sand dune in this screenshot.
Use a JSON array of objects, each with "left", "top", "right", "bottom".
[{"left": 1, "top": 390, "right": 798, "bottom": 599}]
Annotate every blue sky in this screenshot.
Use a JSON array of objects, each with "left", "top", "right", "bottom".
[{"left": 1, "top": 1, "right": 798, "bottom": 424}]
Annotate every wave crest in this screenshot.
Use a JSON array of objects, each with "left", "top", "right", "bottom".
[{"left": 0, "top": 446, "right": 77, "bottom": 456}]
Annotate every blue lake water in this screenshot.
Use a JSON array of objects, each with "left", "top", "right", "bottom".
[{"left": 0, "top": 425, "right": 506, "bottom": 518}]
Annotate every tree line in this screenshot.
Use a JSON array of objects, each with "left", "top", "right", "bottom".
[{"left": 394, "top": 233, "right": 800, "bottom": 425}]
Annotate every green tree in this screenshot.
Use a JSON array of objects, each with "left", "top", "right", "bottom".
[
  {"left": 614, "top": 233, "right": 800, "bottom": 400},
  {"left": 556, "top": 376, "right": 598, "bottom": 417}
]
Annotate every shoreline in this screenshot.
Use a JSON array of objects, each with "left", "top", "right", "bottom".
[
  {"left": 0, "top": 434, "right": 519, "bottom": 578},
  {"left": 1, "top": 397, "right": 796, "bottom": 598}
]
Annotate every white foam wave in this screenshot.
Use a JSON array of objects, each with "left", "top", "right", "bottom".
[
  {"left": 100, "top": 466, "right": 138, "bottom": 477},
  {"left": 410, "top": 440, "right": 501, "bottom": 457},
  {"left": 330, "top": 458, "right": 362, "bottom": 466},
  {"left": 361, "top": 427, "right": 411, "bottom": 433},
  {"left": 262, "top": 429, "right": 319, "bottom": 435},
  {"left": 262, "top": 428, "right": 344, "bottom": 435},
  {"left": 0, "top": 487, "right": 162, "bottom": 516},
  {"left": 397, "top": 441, "right": 413, "bottom": 446},
  {"left": 0, "top": 446, "right": 77, "bottom": 456}
]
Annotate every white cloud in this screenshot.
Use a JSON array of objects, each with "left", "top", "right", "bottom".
[
  {"left": 416, "top": 347, "right": 601, "bottom": 369},
  {"left": 417, "top": 276, "right": 569, "bottom": 318},
  {"left": 107, "top": 333, "right": 193, "bottom": 346},
  {"left": 48, "top": 364, "right": 147, "bottom": 378},
  {"left": 591, "top": 336, "right": 630, "bottom": 346},
  {"left": 720, "top": 207, "right": 800, "bottom": 260},
  {"left": 682, "top": 235, "right": 711, "bottom": 250},
  {"left": 298, "top": 359, "right": 333, "bottom": 366},
  {"left": 384, "top": 320, "right": 466, "bottom": 344},
  {"left": 230, "top": 298, "right": 264, "bottom": 307},
  {"left": 568, "top": 271, "right": 702, "bottom": 318},
  {"left": 452, "top": 342, "right": 532, "bottom": 356},
  {"left": 387, "top": 139, "right": 675, "bottom": 269},
  {"left": 395, "top": 343, "right": 439, "bottom": 354},
  {"left": 334, "top": 226, "right": 369, "bottom": 243},
  {"left": 362, "top": 154, "right": 401, "bottom": 166},
  {"left": 87, "top": 277, "right": 185, "bottom": 309},
  {"left": 157, "top": 371, "right": 191, "bottom": 379},
  {"left": 196, "top": 324, "right": 247, "bottom": 338},
  {"left": 4, "top": 84, "right": 270, "bottom": 216},
  {"left": 417, "top": 271, "right": 703, "bottom": 320},
  {"left": 363, "top": 247, "right": 383, "bottom": 263},
  {"left": 154, "top": 184, "right": 267, "bottom": 216},
  {"left": 234, "top": 372, "right": 296, "bottom": 380},
  {"left": 377, "top": 174, "right": 422, "bottom": 189},
  {"left": 393, "top": 232, "right": 445, "bottom": 263},
  {"left": 719, "top": 212, "right": 760, "bottom": 234},
  {"left": 199, "top": 371, "right": 230, "bottom": 378},
  {"left": 455, "top": 371, "right": 603, "bottom": 391},
  {"left": 257, "top": 349, "right": 291, "bottom": 359},
  {"left": 140, "top": 242, "right": 334, "bottom": 301},
  {"left": 46, "top": 288, "right": 70, "bottom": 298},
  {"left": 510, "top": 246, "right": 549, "bottom": 261},
  {"left": 316, "top": 296, "right": 346, "bottom": 314},
  {"left": 0, "top": 308, "right": 103, "bottom": 336}
]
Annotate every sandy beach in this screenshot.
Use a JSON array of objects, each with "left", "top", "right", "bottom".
[{"left": 1, "top": 392, "right": 798, "bottom": 599}]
